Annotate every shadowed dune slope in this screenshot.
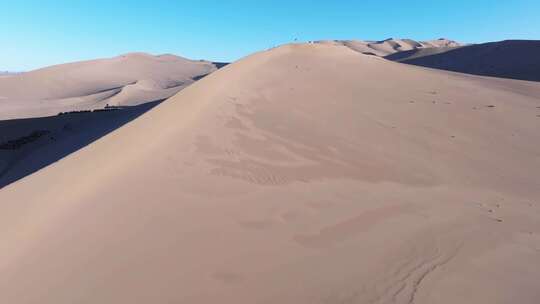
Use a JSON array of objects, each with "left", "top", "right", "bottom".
[
  {"left": 0, "top": 53, "right": 218, "bottom": 119},
  {"left": 0, "top": 101, "right": 161, "bottom": 189},
  {"left": 0, "top": 71, "right": 17, "bottom": 76},
  {"left": 386, "top": 40, "right": 540, "bottom": 81},
  {"left": 0, "top": 43, "right": 540, "bottom": 304}
]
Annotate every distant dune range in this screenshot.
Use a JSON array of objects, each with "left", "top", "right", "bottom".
[
  {"left": 0, "top": 52, "right": 219, "bottom": 120},
  {"left": 0, "top": 42, "right": 539, "bottom": 303},
  {"left": 316, "top": 38, "right": 463, "bottom": 57},
  {"left": 386, "top": 40, "right": 540, "bottom": 82}
]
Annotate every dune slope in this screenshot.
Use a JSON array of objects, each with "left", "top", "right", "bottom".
[{"left": 0, "top": 43, "right": 539, "bottom": 304}]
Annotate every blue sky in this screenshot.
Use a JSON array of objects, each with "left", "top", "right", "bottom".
[{"left": 1, "top": 0, "right": 539, "bottom": 71}]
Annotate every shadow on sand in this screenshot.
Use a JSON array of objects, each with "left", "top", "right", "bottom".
[
  {"left": 386, "top": 40, "right": 540, "bottom": 82},
  {"left": 0, "top": 100, "right": 162, "bottom": 189}
]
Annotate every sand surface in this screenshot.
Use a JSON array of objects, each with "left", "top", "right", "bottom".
[
  {"left": 0, "top": 52, "right": 217, "bottom": 119},
  {"left": 0, "top": 43, "right": 539, "bottom": 303}
]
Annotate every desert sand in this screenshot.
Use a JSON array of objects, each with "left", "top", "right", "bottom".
[
  {"left": 0, "top": 42, "right": 539, "bottom": 303},
  {"left": 0, "top": 52, "right": 218, "bottom": 120}
]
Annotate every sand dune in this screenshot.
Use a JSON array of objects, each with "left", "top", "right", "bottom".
[
  {"left": 318, "top": 38, "right": 462, "bottom": 57},
  {"left": 0, "top": 43, "right": 539, "bottom": 303},
  {"left": 387, "top": 40, "right": 540, "bottom": 81},
  {"left": 0, "top": 52, "right": 218, "bottom": 119}
]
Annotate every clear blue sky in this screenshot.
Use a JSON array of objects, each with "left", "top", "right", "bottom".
[{"left": 1, "top": 0, "right": 539, "bottom": 71}]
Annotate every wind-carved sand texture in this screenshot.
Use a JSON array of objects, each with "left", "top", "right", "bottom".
[{"left": 0, "top": 43, "right": 539, "bottom": 303}]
